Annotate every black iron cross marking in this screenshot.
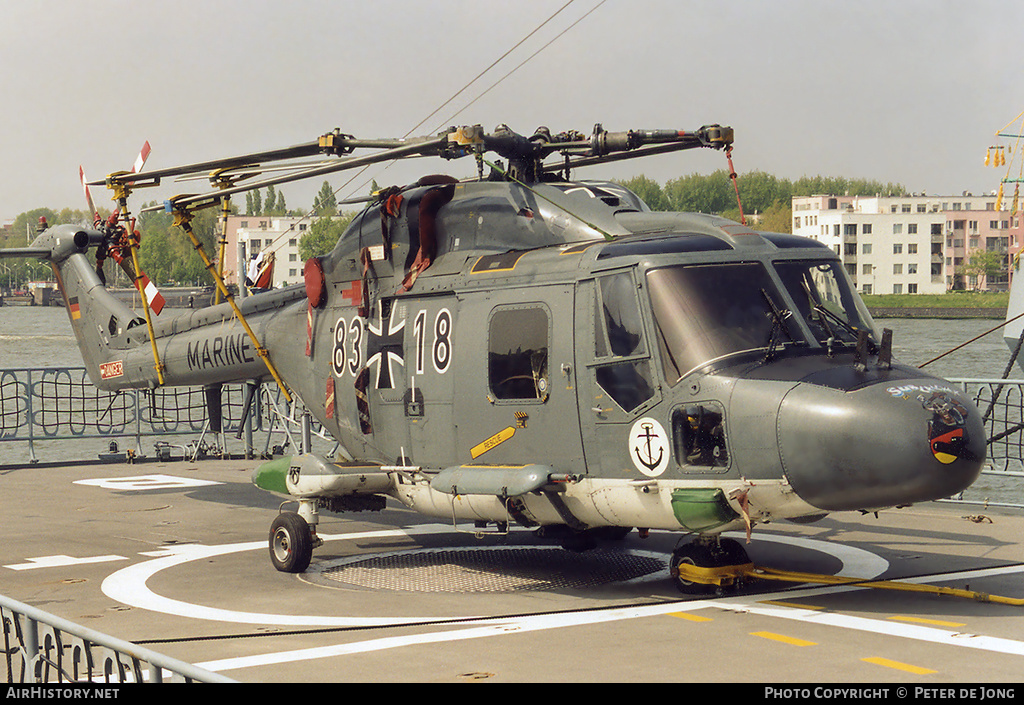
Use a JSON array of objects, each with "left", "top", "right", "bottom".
[{"left": 366, "top": 301, "right": 405, "bottom": 389}]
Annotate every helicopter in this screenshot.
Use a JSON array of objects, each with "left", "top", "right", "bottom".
[{"left": 1, "top": 121, "right": 986, "bottom": 593}]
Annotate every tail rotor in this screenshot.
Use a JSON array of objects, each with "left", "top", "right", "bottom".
[{"left": 78, "top": 142, "right": 164, "bottom": 313}]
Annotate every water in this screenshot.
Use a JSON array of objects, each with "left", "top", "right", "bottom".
[
  {"left": 2, "top": 306, "right": 1013, "bottom": 378},
  {"left": 0, "top": 305, "right": 1020, "bottom": 503}
]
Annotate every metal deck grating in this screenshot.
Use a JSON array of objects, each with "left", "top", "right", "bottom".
[{"left": 305, "top": 546, "right": 668, "bottom": 592}]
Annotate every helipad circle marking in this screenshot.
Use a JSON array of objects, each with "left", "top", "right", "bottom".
[{"left": 100, "top": 526, "right": 889, "bottom": 627}]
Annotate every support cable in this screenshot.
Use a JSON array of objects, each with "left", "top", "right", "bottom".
[
  {"left": 172, "top": 208, "right": 292, "bottom": 403},
  {"left": 111, "top": 185, "right": 164, "bottom": 386}
]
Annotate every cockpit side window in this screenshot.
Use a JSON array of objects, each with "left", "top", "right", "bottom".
[
  {"left": 596, "top": 272, "right": 646, "bottom": 357},
  {"left": 592, "top": 272, "right": 655, "bottom": 413}
]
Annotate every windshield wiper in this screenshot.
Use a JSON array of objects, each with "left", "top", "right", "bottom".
[
  {"left": 760, "top": 289, "right": 796, "bottom": 362},
  {"left": 811, "top": 303, "right": 877, "bottom": 355}
]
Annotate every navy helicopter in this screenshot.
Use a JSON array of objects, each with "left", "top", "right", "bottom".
[{"left": 1, "top": 121, "right": 986, "bottom": 592}]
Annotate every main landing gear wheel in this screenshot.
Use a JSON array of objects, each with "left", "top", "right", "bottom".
[
  {"left": 669, "top": 537, "right": 751, "bottom": 595},
  {"left": 269, "top": 512, "right": 313, "bottom": 573}
]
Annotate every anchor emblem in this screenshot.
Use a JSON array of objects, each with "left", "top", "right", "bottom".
[
  {"left": 634, "top": 422, "right": 664, "bottom": 471},
  {"left": 628, "top": 417, "right": 669, "bottom": 477}
]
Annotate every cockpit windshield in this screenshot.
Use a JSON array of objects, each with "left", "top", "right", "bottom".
[
  {"left": 773, "top": 259, "right": 878, "bottom": 346},
  {"left": 647, "top": 262, "right": 799, "bottom": 384},
  {"left": 648, "top": 260, "right": 879, "bottom": 385}
]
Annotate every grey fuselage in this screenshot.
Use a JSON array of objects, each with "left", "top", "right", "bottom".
[{"left": 35, "top": 178, "right": 985, "bottom": 531}]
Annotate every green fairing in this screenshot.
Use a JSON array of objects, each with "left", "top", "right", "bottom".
[
  {"left": 670, "top": 488, "right": 739, "bottom": 532},
  {"left": 252, "top": 457, "right": 292, "bottom": 495}
]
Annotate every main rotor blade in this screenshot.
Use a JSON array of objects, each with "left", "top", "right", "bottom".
[
  {"left": 89, "top": 134, "right": 436, "bottom": 189},
  {"left": 149, "top": 134, "right": 448, "bottom": 212},
  {"left": 87, "top": 139, "right": 325, "bottom": 188}
]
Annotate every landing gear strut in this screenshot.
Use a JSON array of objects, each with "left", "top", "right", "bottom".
[{"left": 669, "top": 535, "right": 752, "bottom": 595}]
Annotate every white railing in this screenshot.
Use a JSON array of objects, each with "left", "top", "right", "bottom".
[{"left": 1, "top": 594, "right": 234, "bottom": 683}]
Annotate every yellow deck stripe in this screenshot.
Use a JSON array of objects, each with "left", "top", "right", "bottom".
[
  {"left": 668, "top": 612, "right": 713, "bottom": 622},
  {"left": 758, "top": 600, "right": 825, "bottom": 610},
  {"left": 862, "top": 657, "right": 937, "bottom": 675},
  {"left": 750, "top": 631, "right": 817, "bottom": 647},
  {"left": 888, "top": 615, "right": 966, "bottom": 628}
]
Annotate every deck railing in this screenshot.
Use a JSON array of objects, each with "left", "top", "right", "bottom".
[
  {"left": 0, "top": 367, "right": 333, "bottom": 464},
  {"left": 1, "top": 594, "right": 235, "bottom": 683},
  {"left": 0, "top": 367, "right": 1020, "bottom": 499}
]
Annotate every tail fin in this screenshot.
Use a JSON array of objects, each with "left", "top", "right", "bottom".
[
  {"left": 6, "top": 224, "right": 151, "bottom": 388},
  {"left": 9, "top": 223, "right": 276, "bottom": 392}
]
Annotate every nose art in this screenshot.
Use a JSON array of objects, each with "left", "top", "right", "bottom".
[{"left": 777, "top": 381, "right": 985, "bottom": 511}]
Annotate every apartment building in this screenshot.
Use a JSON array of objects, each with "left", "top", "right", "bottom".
[
  {"left": 221, "top": 216, "right": 310, "bottom": 289},
  {"left": 792, "top": 194, "right": 1024, "bottom": 293}
]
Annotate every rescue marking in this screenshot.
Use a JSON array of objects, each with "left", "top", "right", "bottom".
[
  {"left": 340, "top": 280, "right": 362, "bottom": 307},
  {"left": 471, "top": 426, "right": 516, "bottom": 459}
]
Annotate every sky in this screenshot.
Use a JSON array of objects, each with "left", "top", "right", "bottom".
[{"left": 1, "top": 0, "right": 1022, "bottom": 223}]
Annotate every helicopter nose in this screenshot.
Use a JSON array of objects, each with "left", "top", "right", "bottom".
[{"left": 777, "top": 379, "right": 985, "bottom": 511}]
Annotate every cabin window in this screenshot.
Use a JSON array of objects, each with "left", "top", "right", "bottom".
[{"left": 488, "top": 306, "right": 549, "bottom": 400}]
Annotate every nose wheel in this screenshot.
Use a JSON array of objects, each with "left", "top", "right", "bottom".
[
  {"left": 269, "top": 511, "right": 315, "bottom": 573},
  {"left": 669, "top": 536, "right": 752, "bottom": 595}
]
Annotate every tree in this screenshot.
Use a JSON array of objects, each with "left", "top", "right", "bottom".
[
  {"left": 958, "top": 249, "right": 1006, "bottom": 291},
  {"left": 264, "top": 185, "right": 277, "bottom": 215},
  {"left": 136, "top": 202, "right": 220, "bottom": 286},
  {"left": 312, "top": 181, "right": 337, "bottom": 218},
  {"left": 300, "top": 212, "right": 355, "bottom": 260},
  {"left": 615, "top": 175, "right": 671, "bottom": 210},
  {"left": 664, "top": 170, "right": 735, "bottom": 213}
]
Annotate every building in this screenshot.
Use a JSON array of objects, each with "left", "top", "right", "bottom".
[
  {"left": 221, "top": 216, "right": 311, "bottom": 289},
  {"left": 792, "top": 194, "right": 1024, "bottom": 294}
]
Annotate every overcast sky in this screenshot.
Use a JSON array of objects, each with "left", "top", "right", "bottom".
[{"left": 2, "top": 0, "right": 1022, "bottom": 222}]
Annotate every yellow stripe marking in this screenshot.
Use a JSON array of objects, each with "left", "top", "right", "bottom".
[
  {"left": 668, "top": 612, "right": 713, "bottom": 622},
  {"left": 470, "top": 426, "right": 516, "bottom": 459},
  {"left": 862, "top": 657, "right": 937, "bottom": 675},
  {"left": 888, "top": 615, "right": 966, "bottom": 628},
  {"left": 759, "top": 600, "right": 825, "bottom": 610},
  {"left": 750, "top": 631, "right": 817, "bottom": 647}
]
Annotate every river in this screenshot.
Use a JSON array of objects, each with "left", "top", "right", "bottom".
[
  {"left": 1, "top": 305, "right": 1015, "bottom": 376},
  {"left": 0, "top": 305, "right": 1021, "bottom": 504}
]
